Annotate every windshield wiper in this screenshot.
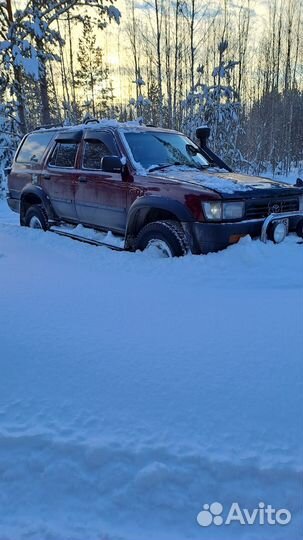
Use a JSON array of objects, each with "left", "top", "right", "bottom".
[{"left": 148, "top": 162, "right": 182, "bottom": 172}]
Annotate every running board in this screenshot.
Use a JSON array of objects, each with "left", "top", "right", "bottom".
[{"left": 49, "top": 228, "right": 125, "bottom": 251}]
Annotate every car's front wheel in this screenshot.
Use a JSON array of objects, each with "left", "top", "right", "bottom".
[
  {"left": 135, "top": 220, "right": 189, "bottom": 257},
  {"left": 24, "top": 205, "right": 49, "bottom": 231}
]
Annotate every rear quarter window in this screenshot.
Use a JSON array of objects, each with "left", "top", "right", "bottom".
[{"left": 16, "top": 132, "right": 55, "bottom": 164}]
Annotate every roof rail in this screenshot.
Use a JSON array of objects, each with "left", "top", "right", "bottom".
[
  {"left": 83, "top": 118, "right": 99, "bottom": 125},
  {"left": 34, "top": 122, "right": 64, "bottom": 130}
]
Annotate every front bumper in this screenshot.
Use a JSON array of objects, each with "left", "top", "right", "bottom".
[{"left": 188, "top": 211, "right": 303, "bottom": 254}]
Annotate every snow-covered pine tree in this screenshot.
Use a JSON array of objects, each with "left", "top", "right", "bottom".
[
  {"left": 0, "top": 103, "right": 21, "bottom": 198},
  {"left": 0, "top": 0, "right": 121, "bottom": 130},
  {"left": 75, "top": 18, "right": 112, "bottom": 119},
  {"left": 182, "top": 39, "right": 244, "bottom": 170},
  {"left": 128, "top": 75, "right": 152, "bottom": 124}
]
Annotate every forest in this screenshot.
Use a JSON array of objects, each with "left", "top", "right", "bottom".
[{"left": 0, "top": 0, "right": 302, "bottom": 191}]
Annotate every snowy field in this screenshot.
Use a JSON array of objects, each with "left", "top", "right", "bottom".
[{"left": 0, "top": 200, "right": 302, "bottom": 540}]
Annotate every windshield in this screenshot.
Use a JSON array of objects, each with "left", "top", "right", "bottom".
[{"left": 123, "top": 131, "right": 209, "bottom": 171}]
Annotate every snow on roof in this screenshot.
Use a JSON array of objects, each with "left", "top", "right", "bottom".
[
  {"left": 80, "top": 119, "right": 144, "bottom": 130},
  {"left": 35, "top": 118, "right": 147, "bottom": 132},
  {"left": 34, "top": 119, "right": 181, "bottom": 134}
]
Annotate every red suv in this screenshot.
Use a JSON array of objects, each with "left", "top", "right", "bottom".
[{"left": 7, "top": 121, "right": 303, "bottom": 256}]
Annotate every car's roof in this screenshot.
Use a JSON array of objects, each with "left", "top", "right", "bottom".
[{"left": 32, "top": 121, "right": 182, "bottom": 136}]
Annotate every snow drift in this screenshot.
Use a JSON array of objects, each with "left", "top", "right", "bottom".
[{"left": 0, "top": 202, "right": 302, "bottom": 540}]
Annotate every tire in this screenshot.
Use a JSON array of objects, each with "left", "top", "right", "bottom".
[
  {"left": 24, "top": 205, "right": 49, "bottom": 231},
  {"left": 135, "top": 220, "right": 189, "bottom": 257}
]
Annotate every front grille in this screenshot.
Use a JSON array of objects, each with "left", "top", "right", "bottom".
[{"left": 246, "top": 198, "right": 299, "bottom": 219}]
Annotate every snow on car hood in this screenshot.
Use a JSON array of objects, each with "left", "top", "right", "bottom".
[{"left": 149, "top": 165, "right": 292, "bottom": 194}]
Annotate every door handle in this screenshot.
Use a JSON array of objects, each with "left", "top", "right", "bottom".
[
  {"left": 42, "top": 175, "right": 51, "bottom": 180},
  {"left": 79, "top": 176, "right": 88, "bottom": 183}
]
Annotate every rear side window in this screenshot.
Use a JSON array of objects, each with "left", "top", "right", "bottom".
[
  {"left": 49, "top": 143, "right": 78, "bottom": 168},
  {"left": 83, "top": 132, "right": 118, "bottom": 169},
  {"left": 16, "top": 132, "right": 54, "bottom": 163}
]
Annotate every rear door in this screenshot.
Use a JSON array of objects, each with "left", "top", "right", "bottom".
[
  {"left": 41, "top": 131, "right": 82, "bottom": 221},
  {"left": 74, "top": 130, "right": 127, "bottom": 232}
]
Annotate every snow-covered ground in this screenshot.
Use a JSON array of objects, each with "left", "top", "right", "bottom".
[{"left": 0, "top": 200, "right": 302, "bottom": 540}]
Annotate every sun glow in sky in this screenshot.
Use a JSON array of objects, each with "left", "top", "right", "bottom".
[
  {"left": 100, "top": 0, "right": 272, "bottom": 102},
  {"left": 9, "top": 0, "right": 276, "bottom": 104}
]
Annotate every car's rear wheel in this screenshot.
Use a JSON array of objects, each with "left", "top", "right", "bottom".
[
  {"left": 24, "top": 206, "right": 49, "bottom": 231},
  {"left": 135, "top": 220, "right": 189, "bottom": 257}
]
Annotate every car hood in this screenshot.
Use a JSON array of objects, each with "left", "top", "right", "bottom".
[{"left": 149, "top": 166, "right": 301, "bottom": 198}]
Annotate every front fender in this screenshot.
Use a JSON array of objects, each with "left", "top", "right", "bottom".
[{"left": 126, "top": 196, "right": 195, "bottom": 237}]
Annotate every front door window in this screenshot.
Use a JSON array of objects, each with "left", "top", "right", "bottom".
[{"left": 82, "top": 133, "right": 119, "bottom": 170}]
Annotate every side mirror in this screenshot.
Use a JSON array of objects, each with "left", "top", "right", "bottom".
[
  {"left": 196, "top": 126, "right": 211, "bottom": 147},
  {"left": 101, "top": 155, "right": 122, "bottom": 173}
]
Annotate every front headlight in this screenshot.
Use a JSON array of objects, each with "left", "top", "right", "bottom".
[
  {"left": 222, "top": 201, "right": 245, "bottom": 219},
  {"left": 202, "top": 201, "right": 245, "bottom": 221},
  {"left": 202, "top": 201, "right": 222, "bottom": 220}
]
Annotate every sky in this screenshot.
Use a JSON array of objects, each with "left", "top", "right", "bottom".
[
  {"left": 99, "top": 0, "right": 271, "bottom": 102},
  {"left": 9, "top": 0, "right": 273, "bottom": 104}
]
